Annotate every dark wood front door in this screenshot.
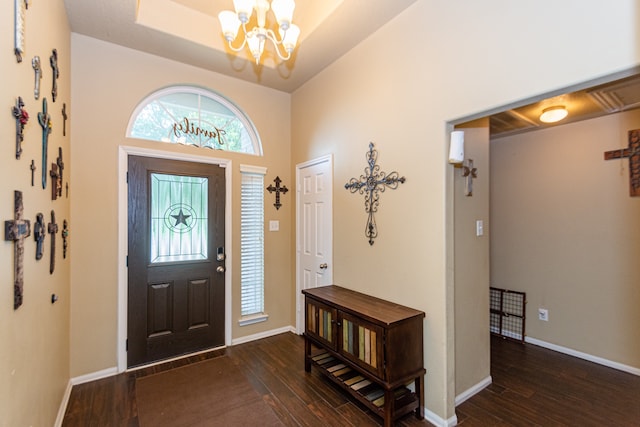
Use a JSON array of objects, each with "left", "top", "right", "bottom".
[{"left": 127, "top": 155, "right": 225, "bottom": 368}]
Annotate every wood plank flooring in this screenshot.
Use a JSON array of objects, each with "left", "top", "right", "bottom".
[{"left": 62, "top": 332, "right": 640, "bottom": 426}]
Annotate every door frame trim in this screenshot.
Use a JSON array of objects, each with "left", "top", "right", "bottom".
[
  {"left": 117, "top": 145, "right": 233, "bottom": 372},
  {"left": 295, "top": 154, "right": 333, "bottom": 334}
]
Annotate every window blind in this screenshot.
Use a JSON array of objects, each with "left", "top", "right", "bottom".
[{"left": 240, "top": 170, "right": 265, "bottom": 316}]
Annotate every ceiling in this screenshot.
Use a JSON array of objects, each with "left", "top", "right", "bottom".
[
  {"left": 63, "top": 1, "right": 640, "bottom": 134},
  {"left": 63, "top": 0, "right": 419, "bottom": 93},
  {"left": 490, "top": 74, "right": 640, "bottom": 138}
]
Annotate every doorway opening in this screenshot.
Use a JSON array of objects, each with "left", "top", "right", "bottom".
[{"left": 450, "top": 67, "right": 640, "bottom": 404}]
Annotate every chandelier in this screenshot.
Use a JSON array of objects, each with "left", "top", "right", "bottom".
[{"left": 218, "top": 0, "right": 300, "bottom": 64}]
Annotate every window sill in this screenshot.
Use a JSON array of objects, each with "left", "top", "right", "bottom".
[{"left": 238, "top": 313, "right": 269, "bottom": 327}]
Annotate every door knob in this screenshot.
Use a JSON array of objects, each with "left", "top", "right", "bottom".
[
  {"left": 216, "top": 266, "right": 225, "bottom": 273},
  {"left": 319, "top": 263, "right": 328, "bottom": 270}
]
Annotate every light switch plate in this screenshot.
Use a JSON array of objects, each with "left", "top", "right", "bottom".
[{"left": 269, "top": 220, "right": 279, "bottom": 231}]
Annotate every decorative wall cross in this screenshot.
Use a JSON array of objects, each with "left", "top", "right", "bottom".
[
  {"left": 49, "top": 163, "right": 60, "bottom": 200},
  {"left": 462, "top": 159, "right": 478, "bottom": 197},
  {"left": 12, "top": 96, "right": 29, "bottom": 159},
  {"left": 345, "top": 142, "right": 406, "bottom": 245},
  {"left": 48, "top": 210, "right": 58, "bottom": 274},
  {"left": 34, "top": 212, "right": 45, "bottom": 261},
  {"left": 4, "top": 191, "right": 31, "bottom": 309},
  {"left": 30, "top": 160, "right": 35, "bottom": 186},
  {"left": 266, "top": 176, "right": 288, "bottom": 210},
  {"left": 62, "top": 103, "right": 67, "bottom": 136},
  {"left": 32, "top": 56, "right": 41, "bottom": 100},
  {"left": 49, "top": 148, "right": 64, "bottom": 200},
  {"left": 38, "top": 97, "right": 51, "bottom": 189},
  {"left": 50, "top": 49, "right": 59, "bottom": 102},
  {"left": 56, "top": 147, "right": 65, "bottom": 198},
  {"left": 62, "top": 220, "right": 69, "bottom": 259},
  {"left": 604, "top": 129, "right": 640, "bottom": 196}
]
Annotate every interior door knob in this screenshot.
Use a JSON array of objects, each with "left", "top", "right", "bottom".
[
  {"left": 216, "top": 266, "right": 225, "bottom": 273},
  {"left": 319, "top": 263, "right": 328, "bottom": 269}
]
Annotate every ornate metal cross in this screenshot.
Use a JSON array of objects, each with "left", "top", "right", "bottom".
[
  {"left": 62, "top": 103, "right": 67, "bottom": 136},
  {"left": 62, "top": 220, "right": 69, "bottom": 259},
  {"left": 50, "top": 49, "right": 59, "bottom": 102},
  {"left": 32, "top": 56, "right": 41, "bottom": 100},
  {"left": 462, "top": 159, "right": 478, "bottom": 197},
  {"left": 266, "top": 176, "right": 288, "bottom": 210},
  {"left": 604, "top": 129, "right": 640, "bottom": 196},
  {"left": 57, "top": 147, "right": 64, "bottom": 197},
  {"left": 12, "top": 96, "right": 29, "bottom": 159},
  {"left": 34, "top": 213, "right": 45, "bottom": 260},
  {"left": 4, "top": 191, "right": 31, "bottom": 309},
  {"left": 38, "top": 97, "right": 51, "bottom": 189},
  {"left": 345, "top": 142, "right": 406, "bottom": 245},
  {"left": 48, "top": 210, "right": 58, "bottom": 274}
]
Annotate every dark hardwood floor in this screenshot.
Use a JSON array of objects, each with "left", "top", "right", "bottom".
[{"left": 62, "top": 332, "right": 640, "bottom": 426}]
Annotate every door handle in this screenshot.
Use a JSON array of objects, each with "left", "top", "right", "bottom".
[
  {"left": 216, "top": 266, "right": 225, "bottom": 273},
  {"left": 319, "top": 263, "right": 328, "bottom": 270}
]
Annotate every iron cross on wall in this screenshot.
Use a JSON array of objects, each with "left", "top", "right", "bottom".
[
  {"left": 267, "top": 176, "right": 288, "bottom": 210},
  {"left": 345, "top": 142, "right": 406, "bottom": 245},
  {"left": 604, "top": 129, "right": 640, "bottom": 196}
]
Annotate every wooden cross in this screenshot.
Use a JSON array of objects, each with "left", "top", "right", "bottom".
[
  {"left": 38, "top": 97, "right": 51, "bottom": 189},
  {"left": 50, "top": 163, "right": 60, "bottom": 200},
  {"left": 50, "top": 49, "right": 59, "bottom": 102},
  {"left": 4, "top": 191, "right": 31, "bottom": 309},
  {"left": 48, "top": 210, "right": 58, "bottom": 274},
  {"left": 345, "top": 142, "right": 406, "bottom": 245},
  {"left": 266, "top": 176, "right": 288, "bottom": 210},
  {"left": 604, "top": 129, "right": 640, "bottom": 196},
  {"left": 462, "top": 159, "right": 478, "bottom": 197}
]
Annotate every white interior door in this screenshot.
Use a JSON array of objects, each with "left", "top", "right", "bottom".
[{"left": 296, "top": 155, "right": 333, "bottom": 334}]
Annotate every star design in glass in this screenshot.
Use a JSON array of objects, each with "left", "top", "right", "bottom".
[{"left": 171, "top": 208, "right": 191, "bottom": 226}]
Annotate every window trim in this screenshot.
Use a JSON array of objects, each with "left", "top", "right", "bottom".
[
  {"left": 126, "top": 85, "right": 263, "bottom": 156},
  {"left": 239, "top": 164, "right": 268, "bottom": 326}
]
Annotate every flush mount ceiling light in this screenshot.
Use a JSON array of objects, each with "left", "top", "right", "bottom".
[
  {"left": 218, "top": 0, "right": 300, "bottom": 65},
  {"left": 539, "top": 106, "right": 568, "bottom": 123}
]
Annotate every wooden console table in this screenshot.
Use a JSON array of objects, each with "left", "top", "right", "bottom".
[{"left": 303, "top": 285, "right": 425, "bottom": 427}]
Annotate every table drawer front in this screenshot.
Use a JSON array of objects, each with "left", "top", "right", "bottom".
[
  {"left": 339, "top": 312, "right": 385, "bottom": 378},
  {"left": 306, "top": 297, "right": 338, "bottom": 351}
]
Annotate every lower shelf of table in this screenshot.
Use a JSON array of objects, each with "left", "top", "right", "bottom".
[{"left": 309, "top": 350, "right": 420, "bottom": 421}]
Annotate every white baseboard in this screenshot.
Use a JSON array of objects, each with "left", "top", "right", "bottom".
[
  {"left": 525, "top": 337, "right": 640, "bottom": 376},
  {"left": 54, "top": 380, "right": 73, "bottom": 427},
  {"left": 424, "top": 407, "right": 458, "bottom": 427},
  {"left": 455, "top": 375, "right": 492, "bottom": 406},
  {"left": 231, "top": 325, "right": 296, "bottom": 345},
  {"left": 71, "top": 366, "right": 119, "bottom": 385}
]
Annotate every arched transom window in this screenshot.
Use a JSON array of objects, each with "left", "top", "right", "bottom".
[{"left": 127, "top": 85, "right": 262, "bottom": 155}]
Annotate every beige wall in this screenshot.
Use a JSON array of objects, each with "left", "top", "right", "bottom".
[
  {"left": 69, "top": 35, "right": 293, "bottom": 377},
  {"left": 291, "top": 0, "right": 639, "bottom": 422},
  {"left": 491, "top": 110, "right": 640, "bottom": 369},
  {"left": 453, "top": 126, "right": 491, "bottom": 396},
  {"left": 0, "top": 1, "right": 71, "bottom": 426}
]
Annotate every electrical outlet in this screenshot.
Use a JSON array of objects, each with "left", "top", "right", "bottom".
[{"left": 538, "top": 308, "right": 549, "bottom": 321}]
